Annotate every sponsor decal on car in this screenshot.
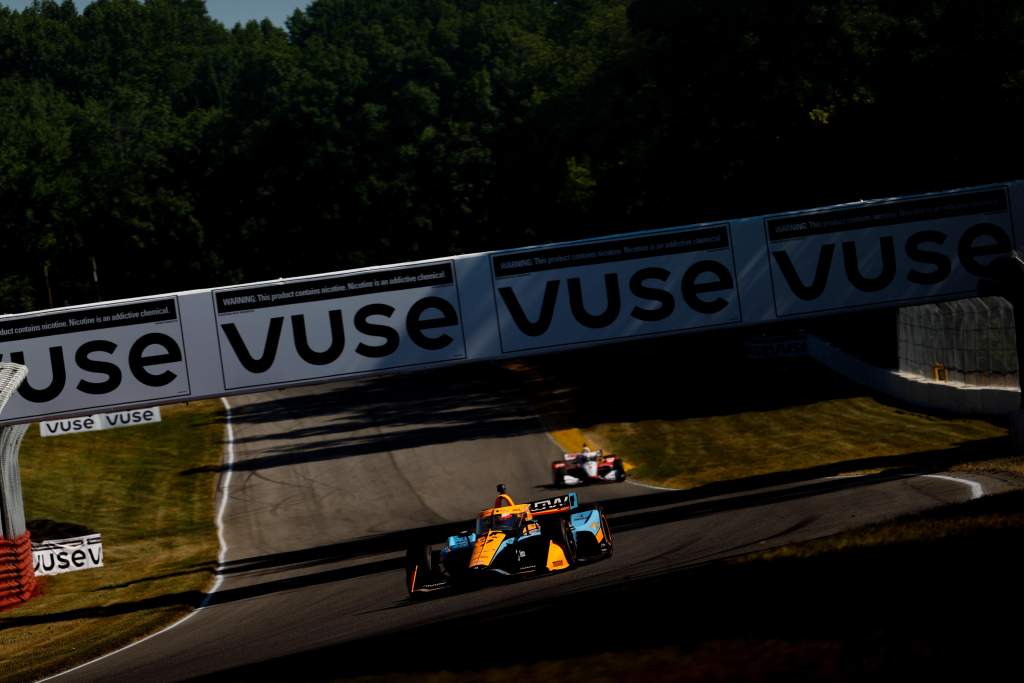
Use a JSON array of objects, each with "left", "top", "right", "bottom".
[{"left": 528, "top": 492, "right": 578, "bottom": 514}]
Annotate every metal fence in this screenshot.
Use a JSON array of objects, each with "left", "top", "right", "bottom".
[{"left": 898, "top": 297, "right": 1018, "bottom": 388}]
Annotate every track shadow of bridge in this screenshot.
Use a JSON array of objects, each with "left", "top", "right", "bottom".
[{"left": 182, "top": 363, "right": 551, "bottom": 474}]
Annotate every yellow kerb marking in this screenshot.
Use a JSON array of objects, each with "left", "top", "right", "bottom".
[
  {"left": 549, "top": 429, "right": 633, "bottom": 471},
  {"left": 550, "top": 428, "right": 589, "bottom": 453}
]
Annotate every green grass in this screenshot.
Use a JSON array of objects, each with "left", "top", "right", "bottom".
[
  {"left": 592, "top": 397, "right": 1008, "bottom": 487},
  {"left": 0, "top": 400, "right": 224, "bottom": 683}
]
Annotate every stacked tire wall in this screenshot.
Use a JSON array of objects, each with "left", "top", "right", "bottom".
[
  {"left": 898, "top": 297, "right": 1019, "bottom": 388},
  {"left": 0, "top": 531, "right": 36, "bottom": 609}
]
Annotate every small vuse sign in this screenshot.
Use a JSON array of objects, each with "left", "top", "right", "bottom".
[
  {"left": 39, "top": 407, "right": 161, "bottom": 437},
  {"left": 32, "top": 534, "right": 103, "bottom": 575}
]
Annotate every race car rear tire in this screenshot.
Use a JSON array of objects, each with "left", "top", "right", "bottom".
[
  {"left": 405, "top": 544, "right": 432, "bottom": 594},
  {"left": 552, "top": 468, "right": 564, "bottom": 488},
  {"left": 613, "top": 460, "right": 626, "bottom": 482}
]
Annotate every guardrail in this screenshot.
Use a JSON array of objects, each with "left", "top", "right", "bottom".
[{"left": 808, "top": 334, "right": 1020, "bottom": 416}]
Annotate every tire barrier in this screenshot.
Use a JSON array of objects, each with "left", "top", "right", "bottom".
[{"left": 0, "top": 531, "right": 37, "bottom": 609}]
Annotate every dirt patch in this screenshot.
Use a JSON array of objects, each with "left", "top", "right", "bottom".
[{"left": 27, "top": 518, "right": 97, "bottom": 541}]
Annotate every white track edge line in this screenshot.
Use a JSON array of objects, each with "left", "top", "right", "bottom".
[
  {"left": 624, "top": 480, "right": 679, "bottom": 491},
  {"left": 541, "top": 434, "right": 986, "bottom": 501},
  {"left": 39, "top": 397, "right": 236, "bottom": 682},
  {"left": 922, "top": 473, "right": 985, "bottom": 500}
]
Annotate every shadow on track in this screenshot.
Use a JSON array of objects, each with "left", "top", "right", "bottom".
[
  {"left": 192, "top": 489, "right": 1024, "bottom": 683},
  {"left": 182, "top": 363, "right": 552, "bottom": 475}
]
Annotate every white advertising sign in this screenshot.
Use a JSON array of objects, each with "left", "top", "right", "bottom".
[
  {"left": 764, "top": 187, "right": 1015, "bottom": 317},
  {"left": 32, "top": 534, "right": 103, "bottom": 575},
  {"left": 212, "top": 261, "right": 468, "bottom": 390},
  {"left": 490, "top": 224, "right": 742, "bottom": 353},
  {"left": 0, "top": 182, "right": 1018, "bottom": 426},
  {"left": 0, "top": 299, "right": 190, "bottom": 423},
  {"left": 39, "top": 406, "right": 162, "bottom": 437}
]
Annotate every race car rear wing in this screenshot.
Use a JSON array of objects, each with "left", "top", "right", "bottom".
[{"left": 528, "top": 492, "right": 579, "bottom": 516}]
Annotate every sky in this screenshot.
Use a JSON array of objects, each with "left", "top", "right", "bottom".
[{"left": 0, "top": 0, "right": 313, "bottom": 27}]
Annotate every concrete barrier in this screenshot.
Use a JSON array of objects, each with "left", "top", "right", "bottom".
[{"left": 808, "top": 335, "right": 1020, "bottom": 416}]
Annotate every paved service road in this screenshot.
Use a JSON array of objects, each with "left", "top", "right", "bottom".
[{"left": 46, "top": 364, "right": 1016, "bottom": 682}]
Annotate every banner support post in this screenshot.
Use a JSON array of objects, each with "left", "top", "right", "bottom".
[
  {"left": 0, "top": 364, "right": 29, "bottom": 540},
  {"left": 0, "top": 363, "right": 37, "bottom": 609}
]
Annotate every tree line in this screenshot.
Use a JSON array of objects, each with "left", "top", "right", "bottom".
[{"left": 1, "top": 0, "right": 1021, "bottom": 312}]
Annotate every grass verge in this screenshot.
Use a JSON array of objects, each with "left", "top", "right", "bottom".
[{"left": 0, "top": 400, "right": 224, "bottom": 683}]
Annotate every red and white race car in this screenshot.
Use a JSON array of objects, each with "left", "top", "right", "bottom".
[{"left": 552, "top": 447, "right": 626, "bottom": 487}]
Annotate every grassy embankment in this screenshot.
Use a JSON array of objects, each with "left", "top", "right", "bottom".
[{"left": 0, "top": 400, "right": 224, "bottom": 683}]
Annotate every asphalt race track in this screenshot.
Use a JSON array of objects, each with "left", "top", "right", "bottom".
[{"left": 45, "top": 364, "right": 1016, "bottom": 682}]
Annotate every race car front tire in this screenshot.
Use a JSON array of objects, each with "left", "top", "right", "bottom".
[
  {"left": 600, "top": 513, "right": 614, "bottom": 557},
  {"left": 405, "top": 544, "right": 432, "bottom": 594},
  {"left": 559, "top": 518, "right": 578, "bottom": 566}
]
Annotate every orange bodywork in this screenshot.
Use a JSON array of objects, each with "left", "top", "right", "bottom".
[
  {"left": 545, "top": 540, "right": 569, "bottom": 571},
  {"left": 494, "top": 492, "right": 515, "bottom": 507},
  {"left": 470, "top": 501, "right": 533, "bottom": 570},
  {"left": 468, "top": 493, "right": 575, "bottom": 573},
  {"left": 469, "top": 530, "right": 508, "bottom": 568}
]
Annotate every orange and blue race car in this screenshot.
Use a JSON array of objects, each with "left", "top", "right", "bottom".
[{"left": 405, "top": 486, "right": 613, "bottom": 595}]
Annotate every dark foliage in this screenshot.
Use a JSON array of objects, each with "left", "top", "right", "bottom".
[{"left": 1, "top": 0, "right": 1021, "bottom": 311}]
